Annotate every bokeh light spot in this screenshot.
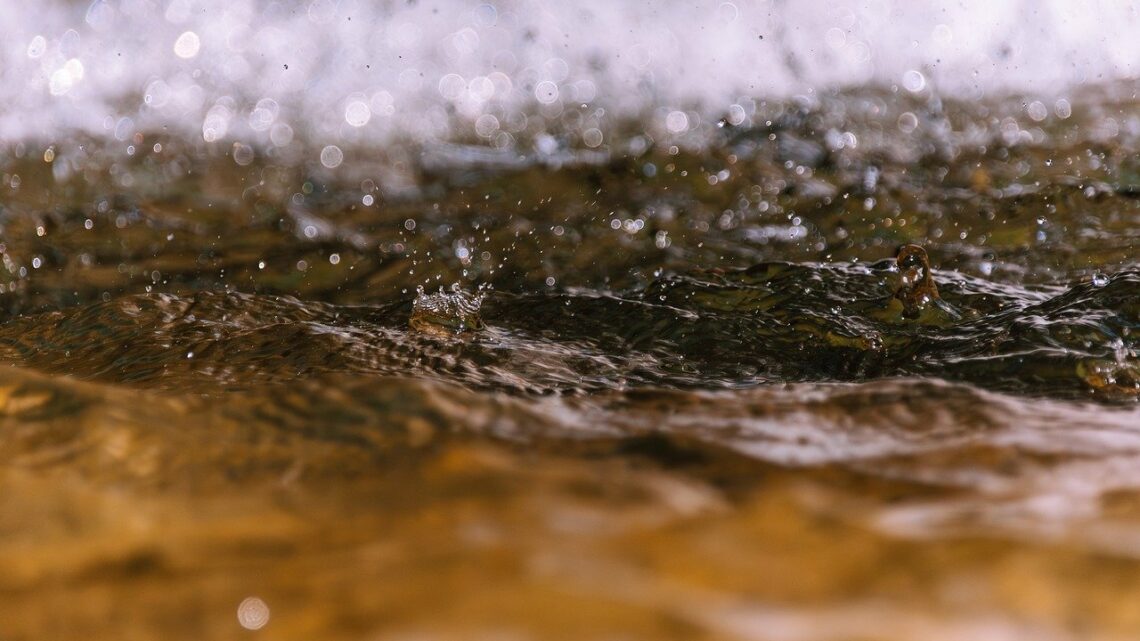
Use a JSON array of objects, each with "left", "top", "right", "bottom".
[
  {"left": 236, "top": 597, "right": 269, "bottom": 630},
  {"left": 535, "top": 81, "right": 559, "bottom": 105},
  {"left": 320, "top": 145, "right": 344, "bottom": 169},
  {"left": 665, "top": 110, "right": 689, "bottom": 133},
  {"left": 345, "top": 100, "right": 371, "bottom": 127},
  {"left": 174, "top": 31, "right": 200, "bottom": 58}
]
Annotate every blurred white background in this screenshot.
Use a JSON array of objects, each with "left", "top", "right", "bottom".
[{"left": 1, "top": 0, "right": 1135, "bottom": 150}]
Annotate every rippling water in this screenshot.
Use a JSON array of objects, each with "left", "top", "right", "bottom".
[{"left": 2, "top": 63, "right": 1140, "bottom": 641}]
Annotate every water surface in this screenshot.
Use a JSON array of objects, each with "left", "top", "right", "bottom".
[{"left": 1, "top": 87, "right": 1139, "bottom": 640}]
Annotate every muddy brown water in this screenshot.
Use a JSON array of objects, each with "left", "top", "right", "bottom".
[{"left": 0, "top": 88, "right": 1139, "bottom": 640}]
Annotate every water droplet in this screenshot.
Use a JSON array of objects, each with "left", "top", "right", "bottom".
[
  {"left": 26, "top": 35, "right": 46, "bottom": 59},
  {"left": 727, "top": 104, "right": 746, "bottom": 126},
  {"left": 665, "top": 111, "right": 689, "bottom": 133},
  {"left": 474, "top": 114, "right": 500, "bottom": 138},
  {"left": 86, "top": 0, "right": 115, "bottom": 30},
  {"left": 319, "top": 145, "right": 343, "bottom": 169},
  {"left": 535, "top": 81, "right": 559, "bottom": 105},
  {"left": 897, "top": 112, "right": 918, "bottom": 133},
  {"left": 438, "top": 73, "right": 465, "bottom": 100},
  {"left": 249, "top": 98, "right": 279, "bottom": 131},
  {"left": 232, "top": 143, "right": 254, "bottom": 166},
  {"left": 825, "top": 27, "right": 846, "bottom": 50},
  {"left": 716, "top": 2, "right": 739, "bottom": 22},
  {"left": 902, "top": 70, "right": 926, "bottom": 93},
  {"left": 1054, "top": 98, "right": 1072, "bottom": 119},
  {"left": 473, "top": 3, "right": 497, "bottom": 26},
  {"left": 49, "top": 60, "right": 85, "bottom": 96},
  {"left": 173, "top": 31, "right": 200, "bottom": 58},
  {"left": 237, "top": 597, "right": 270, "bottom": 630},
  {"left": 345, "top": 100, "right": 371, "bottom": 127},
  {"left": 932, "top": 24, "right": 953, "bottom": 44},
  {"left": 270, "top": 123, "right": 294, "bottom": 147}
]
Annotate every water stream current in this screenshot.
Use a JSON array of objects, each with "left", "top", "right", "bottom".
[{"left": 1, "top": 87, "right": 1139, "bottom": 640}]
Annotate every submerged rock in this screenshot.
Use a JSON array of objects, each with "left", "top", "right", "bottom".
[
  {"left": 1078, "top": 358, "right": 1140, "bottom": 396},
  {"left": 410, "top": 284, "right": 486, "bottom": 335}
]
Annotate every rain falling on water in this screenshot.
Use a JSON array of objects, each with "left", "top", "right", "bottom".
[{"left": 0, "top": 2, "right": 1139, "bottom": 641}]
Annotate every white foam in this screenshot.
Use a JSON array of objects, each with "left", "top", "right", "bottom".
[{"left": 1, "top": 0, "right": 1137, "bottom": 152}]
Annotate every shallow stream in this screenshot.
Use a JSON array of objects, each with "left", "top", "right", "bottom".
[{"left": 1, "top": 86, "right": 1139, "bottom": 640}]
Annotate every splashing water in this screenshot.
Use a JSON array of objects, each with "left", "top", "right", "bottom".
[
  {"left": 410, "top": 283, "right": 487, "bottom": 334},
  {"left": 4, "top": 0, "right": 1140, "bottom": 162},
  {"left": 2, "top": 3, "right": 1140, "bottom": 641}
]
